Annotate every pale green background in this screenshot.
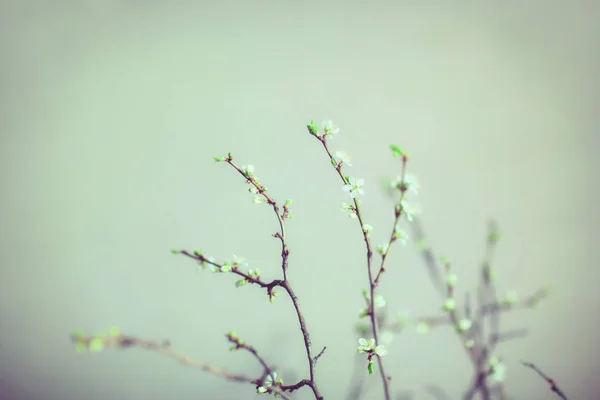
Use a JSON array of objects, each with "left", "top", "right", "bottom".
[{"left": 1, "top": 1, "right": 598, "bottom": 399}]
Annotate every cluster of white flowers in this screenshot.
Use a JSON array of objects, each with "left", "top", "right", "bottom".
[{"left": 357, "top": 337, "right": 388, "bottom": 356}]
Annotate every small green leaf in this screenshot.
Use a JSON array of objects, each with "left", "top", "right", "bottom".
[
  {"left": 331, "top": 157, "right": 338, "bottom": 167},
  {"left": 390, "top": 144, "right": 404, "bottom": 158},
  {"left": 71, "top": 330, "right": 86, "bottom": 340},
  {"left": 108, "top": 326, "right": 120, "bottom": 337},
  {"left": 170, "top": 249, "right": 180, "bottom": 254},
  {"left": 307, "top": 120, "right": 319, "bottom": 136},
  {"left": 489, "top": 230, "right": 501, "bottom": 244},
  {"left": 446, "top": 273, "right": 458, "bottom": 287},
  {"left": 89, "top": 338, "right": 104, "bottom": 352},
  {"left": 368, "top": 361, "right": 375, "bottom": 375},
  {"left": 235, "top": 279, "right": 247, "bottom": 288},
  {"left": 457, "top": 318, "right": 472, "bottom": 333},
  {"left": 443, "top": 298, "right": 456, "bottom": 312},
  {"left": 75, "top": 342, "right": 88, "bottom": 353},
  {"left": 213, "top": 156, "right": 226, "bottom": 162}
]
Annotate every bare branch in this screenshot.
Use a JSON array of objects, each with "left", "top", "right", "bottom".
[{"left": 521, "top": 361, "right": 568, "bottom": 400}]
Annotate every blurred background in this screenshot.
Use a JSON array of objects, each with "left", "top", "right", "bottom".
[{"left": 1, "top": 1, "right": 598, "bottom": 399}]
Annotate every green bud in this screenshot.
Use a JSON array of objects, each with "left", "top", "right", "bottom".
[
  {"left": 307, "top": 120, "right": 319, "bottom": 136},
  {"left": 416, "top": 321, "right": 430, "bottom": 334},
  {"left": 457, "top": 319, "right": 472, "bottom": 333},
  {"left": 236, "top": 279, "right": 247, "bottom": 288},
  {"left": 443, "top": 298, "right": 456, "bottom": 312},
  {"left": 71, "top": 330, "right": 86, "bottom": 340},
  {"left": 489, "top": 229, "right": 501, "bottom": 244},
  {"left": 75, "top": 342, "right": 88, "bottom": 353},
  {"left": 270, "top": 291, "right": 280, "bottom": 303},
  {"left": 89, "top": 338, "right": 104, "bottom": 352},
  {"left": 446, "top": 273, "right": 458, "bottom": 287},
  {"left": 368, "top": 361, "right": 375, "bottom": 375},
  {"left": 389, "top": 144, "right": 404, "bottom": 158}
]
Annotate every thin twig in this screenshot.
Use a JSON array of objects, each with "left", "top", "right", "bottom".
[
  {"left": 521, "top": 361, "right": 568, "bottom": 400},
  {"left": 226, "top": 157, "right": 323, "bottom": 399},
  {"left": 313, "top": 346, "right": 327, "bottom": 365},
  {"left": 314, "top": 133, "right": 392, "bottom": 400}
]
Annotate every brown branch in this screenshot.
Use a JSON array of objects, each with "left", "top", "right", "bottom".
[
  {"left": 177, "top": 154, "right": 323, "bottom": 399},
  {"left": 224, "top": 158, "right": 291, "bottom": 280},
  {"left": 225, "top": 156, "right": 323, "bottom": 399},
  {"left": 313, "top": 132, "right": 391, "bottom": 400},
  {"left": 313, "top": 346, "right": 327, "bottom": 365},
  {"left": 521, "top": 361, "right": 568, "bottom": 400},
  {"left": 70, "top": 333, "right": 293, "bottom": 400},
  {"left": 225, "top": 331, "right": 272, "bottom": 376},
  {"left": 373, "top": 154, "right": 409, "bottom": 287}
]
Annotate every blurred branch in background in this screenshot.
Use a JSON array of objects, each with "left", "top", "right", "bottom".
[
  {"left": 346, "top": 216, "right": 549, "bottom": 400},
  {"left": 70, "top": 329, "right": 294, "bottom": 400},
  {"left": 521, "top": 361, "right": 568, "bottom": 400}
]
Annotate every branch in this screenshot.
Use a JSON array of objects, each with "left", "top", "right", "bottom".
[
  {"left": 521, "top": 361, "right": 568, "bottom": 400},
  {"left": 174, "top": 154, "right": 324, "bottom": 399},
  {"left": 70, "top": 332, "right": 294, "bottom": 400},
  {"left": 309, "top": 125, "right": 393, "bottom": 400}
]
